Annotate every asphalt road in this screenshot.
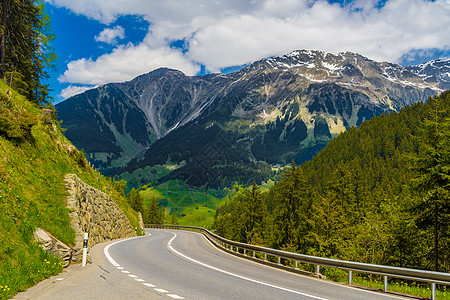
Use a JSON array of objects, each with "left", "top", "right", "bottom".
[
  {"left": 106, "top": 229, "right": 409, "bottom": 300},
  {"left": 15, "top": 229, "right": 413, "bottom": 300}
]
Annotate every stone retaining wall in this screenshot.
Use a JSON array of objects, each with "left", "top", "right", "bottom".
[{"left": 64, "top": 174, "right": 136, "bottom": 263}]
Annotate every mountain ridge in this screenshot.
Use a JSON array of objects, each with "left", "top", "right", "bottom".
[{"left": 56, "top": 49, "right": 449, "bottom": 186}]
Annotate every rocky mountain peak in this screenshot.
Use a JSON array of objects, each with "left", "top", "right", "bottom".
[
  {"left": 56, "top": 50, "right": 448, "bottom": 181},
  {"left": 406, "top": 58, "right": 450, "bottom": 89}
]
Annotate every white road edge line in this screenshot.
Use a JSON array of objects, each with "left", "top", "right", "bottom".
[
  {"left": 198, "top": 232, "right": 406, "bottom": 299},
  {"left": 167, "top": 233, "right": 327, "bottom": 300},
  {"left": 104, "top": 234, "right": 150, "bottom": 267}
]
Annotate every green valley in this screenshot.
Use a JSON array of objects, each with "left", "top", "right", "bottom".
[{"left": 139, "top": 180, "right": 224, "bottom": 227}]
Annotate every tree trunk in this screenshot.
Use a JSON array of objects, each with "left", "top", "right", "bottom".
[{"left": 0, "top": 0, "right": 8, "bottom": 79}]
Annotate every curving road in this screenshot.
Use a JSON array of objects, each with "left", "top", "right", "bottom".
[
  {"left": 105, "top": 229, "right": 407, "bottom": 300},
  {"left": 15, "top": 229, "right": 411, "bottom": 299}
]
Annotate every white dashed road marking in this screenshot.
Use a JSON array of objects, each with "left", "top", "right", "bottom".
[
  {"left": 168, "top": 294, "right": 184, "bottom": 299},
  {"left": 104, "top": 233, "right": 185, "bottom": 300},
  {"left": 143, "top": 283, "right": 156, "bottom": 288}
]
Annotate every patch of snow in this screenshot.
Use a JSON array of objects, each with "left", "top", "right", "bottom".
[
  {"left": 167, "top": 121, "right": 181, "bottom": 133},
  {"left": 322, "top": 62, "right": 342, "bottom": 72},
  {"left": 304, "top": 74, "right": 329, "bottom": 83}
]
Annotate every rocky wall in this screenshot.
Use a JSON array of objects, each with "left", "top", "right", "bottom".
[{"left": 64, "top": 174, "right": 136, "bottom": 263}]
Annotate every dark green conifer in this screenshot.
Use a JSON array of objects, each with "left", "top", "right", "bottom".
[{"left": 410, "top": 91, "right": 450, "bottom": 272}]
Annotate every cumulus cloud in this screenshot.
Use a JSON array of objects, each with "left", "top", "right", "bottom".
[
  {"left": 60, "top": 85, "right": 96, "bottom": 99},
  {"left": 95, "top": 26, "right": 125, "bottom": 44},
  {"left": 58, "top": 44, "right": 200, "bottom": 85},
  {"left": 47, "top": 0, "right": 450, "bottom": 85}
]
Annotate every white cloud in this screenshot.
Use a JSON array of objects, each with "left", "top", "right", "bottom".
[
  {"left": 95, "top": 26, "right": 125, "bottom": 44},
  {"left": 60, "top": 85, "right": 96, "bottom": 99},
  {"left": 58, "top": 44, "right": 200, "bottom": 85},
  {"left": 47, "top": 0, "right": 450, "bottom": 84}
]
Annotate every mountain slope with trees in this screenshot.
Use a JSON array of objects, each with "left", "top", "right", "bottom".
[
  {"left": 56, "top": 50, "right": 449, "bottom": 188},
  {"left": 214, "top": 90, "right": 450, "bottom": 275}
]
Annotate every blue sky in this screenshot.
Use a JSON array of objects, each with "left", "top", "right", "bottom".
[{"left": 44, "top": 0, "right": 450, "bottom": 103}]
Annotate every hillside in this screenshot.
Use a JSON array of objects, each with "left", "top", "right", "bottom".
[
  {"left": 0, "top": 82, "right": 140, "bottom": 299},
  {"left": 214, "top": 90, "right": 450, "bottom": 276},
  {"left": 56, "top": 50, "right": 448, "bottom": 188}
]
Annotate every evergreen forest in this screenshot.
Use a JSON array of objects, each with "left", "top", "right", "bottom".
[{"left": 214, "top": 90, "right": 450, "bottom": 277}]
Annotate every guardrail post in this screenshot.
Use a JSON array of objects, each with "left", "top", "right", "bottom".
[
  {"left": 295, "top": 261, "right": 298, "bottom": 269},
  {"left": 431, "top": 283, "right": 436, "bottom": 300},
  {"left": 244, "top": 249, "right": 247, "bottom": 255},
  {"left": 348, "top": 271, "right": 352, "bottom": 285},
  {"left": 278, "top": 257, "right": 281, "bottom": 265},
  {"left": 82, "top": 232, "right": 88, "bottom": 267},
  {"left": 264, "top": 253, "right": 267, "bottom": 261},
  {"left": 383, "top": 276, "right": 388, "bottom": 293},
  {"left": 316, "top": 265, "right": 320, "bottom": 275},
  {"left": 253, "top": 251, "right": 255, "bottom": 258}
]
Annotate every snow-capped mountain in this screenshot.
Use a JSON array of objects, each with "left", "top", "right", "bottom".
[
  {"left": 406, "top": 58, "right": 450, "bottom": 90},
  {"left": 56, "top": 49, "right": 448, "bottom": 185}
]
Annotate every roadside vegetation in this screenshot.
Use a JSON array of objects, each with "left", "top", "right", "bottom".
[
  {"left": 351, "top": 277, "right": 449, "bottom": 299},
  {"left": 0, "top": 81, "right": 140, "bottom": 299}
]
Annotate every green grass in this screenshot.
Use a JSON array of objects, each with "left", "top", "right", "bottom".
[
  {"left": 351, "top": 277, "right": 449, "bottom": 300},
  {"left": 0, "top": 82, "right": 140, "bottom": 299},
  {"left": 260, "top": 178, "right": 276, "bottom": 192},
  {"left": 140, "top": 180, "right": 225, "bottom": 227},
  {"left": 117, "top": 162, "right": 186, "bottom": 192}
]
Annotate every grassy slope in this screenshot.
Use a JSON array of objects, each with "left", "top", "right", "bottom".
[
  {"left": 0, "top": 82, "right": 140, "bottom": 299},
  {"left": 137, "top": 165, "right": 278, "bottom": 227},
  {"left": 140, "top": 180, "right": 224, "bottom": 227}
]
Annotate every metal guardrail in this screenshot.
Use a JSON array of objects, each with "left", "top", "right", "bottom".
[{"left": 145, "top": 224, "right": 450, "bottom": 300}]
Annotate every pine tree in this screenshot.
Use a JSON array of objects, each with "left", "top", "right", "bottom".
[
  {"left": 127, "top": 188, "right": 144, "bottom": 214},
  {"left": 410, "top": 92, "right": 450, "bottom": 272},
  {"left": 168, "top": 213, "right": 179, "bottom": 225},
  {"left": 240, "top": 182, "right": 268, "bottom": 244},
  {"left": 144, "top": 197, "right": 164, "bottom": 224},
  {"left": 271, "top": 162, "right": 311, "bottom": 251},
  {"left": 0, "top": 0, "right": 55, "bottom": 105}
]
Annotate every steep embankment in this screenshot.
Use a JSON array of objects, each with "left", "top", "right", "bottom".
[{"left": 0, "top": 82, "right": 140, "bottom": 299}]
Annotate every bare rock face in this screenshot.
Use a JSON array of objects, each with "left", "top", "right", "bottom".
[{"left": 34, "top": 228, "right": 73, "bottom": 267}]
